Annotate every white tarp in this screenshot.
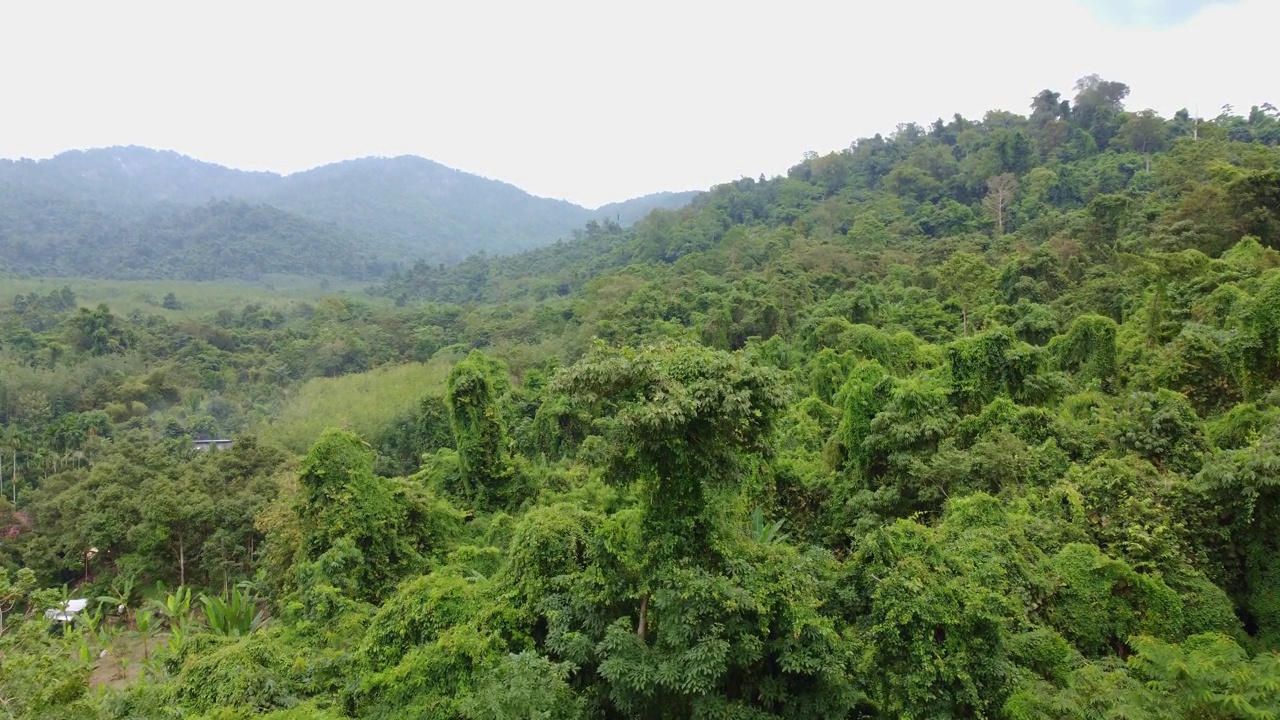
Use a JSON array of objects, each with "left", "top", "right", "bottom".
[{"left": 44, "top": 598, "right": 88, "bottom": 622}]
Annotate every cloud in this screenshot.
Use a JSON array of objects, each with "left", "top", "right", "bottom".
[{"left": 1077, "top": 0, "right": 1243, "bottom": 27}]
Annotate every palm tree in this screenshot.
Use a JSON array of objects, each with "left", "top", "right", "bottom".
[{"left": 0, "top": 424, "right": 18, "bottom": 497}]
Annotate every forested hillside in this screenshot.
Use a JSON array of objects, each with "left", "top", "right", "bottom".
[
  {"left": 595, "top": 190, "right": 702, "bottom": 226},
  {"left": 0, "top": 148, "right": 697, "bottom": 279},
  {"left": 3, "top": 77, "right": 1280, "bottom": 719},
  {"left": 0, "top": 190, "right": 387, "bottom": 280}
]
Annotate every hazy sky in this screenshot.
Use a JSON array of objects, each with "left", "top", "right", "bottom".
[{"left": 0, "top": 0, "right": 1273, "bottom": 207}]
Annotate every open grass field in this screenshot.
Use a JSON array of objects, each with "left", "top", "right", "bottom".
[
  {"left": 0, "top": 275, "right": 390, "bottom": 318},
  {"left": 258, "top": 355, "right": 460, "bottom": 453}
]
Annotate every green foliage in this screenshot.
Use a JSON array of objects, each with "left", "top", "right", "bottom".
[
  {"left": 499, "top": 503, "right": 600, "bottom": 611},
  {"left": 1068, "top": 456, "right": 1185, "bottom": 571},
  {"left": 843, "top": 520, "right": 1010, "bottom": 718},
  {"left": 935, "top": 251, "right": 996, "bottom": 334},
  {"left": 1121, "top": 633, "right": 1280, "bottom": 718},
  {"left": 827, "top": 360, "right": 890, "bottom": 476},
  {"left": 445, "top": 350, "right": 521, "bottom": 509},
  {"left": 552, "top": 341, "right": 786, "bottom": 567},
  {"left": 1043, "top": 543, "right": 1185, "bottom": 656},
  {"left": 460, "top": 651, "right": 582, "bottom": 720},
  {"left": 1193, "top": 429, "right": 1280, "bottom": 648},
  {"left": 748, "top": 506, "right": 789, "bottom": 545},
  {"left": 171, "top": 632, "right": 302, "bottom": 714},
  {"left": 200, "top": 586, "right": 268, "bottom": 637},
  {"left": 354, "top": 623, "right": 505, "bottom": 720},
  {"left": 1050, "top": 313, "right": 1118, "bottom": 390},
  {"left": 356, "top": 573, "right": 480, "bottom": 671},
  {"left": 0, "top": 623, "right": 96, "bottom": 719},
  {"left": 375, "top": 394, "right": 454, "bottom": 476},
  {"left": 293, "top": 429, "right": 460, "bottom": 604},
  {"left": 0, "top": 566, "right": 36, "bottom": 635},
  {"left": 1114, "top": 389, "right": 1209, "bottom": 473},
  {"left": 947, "top": 326, "right": 1047, "bottom": 412}
]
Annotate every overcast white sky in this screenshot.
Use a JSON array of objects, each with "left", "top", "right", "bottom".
[{"left": 0, "top": 0, "right": 1273, "bottom": 207}]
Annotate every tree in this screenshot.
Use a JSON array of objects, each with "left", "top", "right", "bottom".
[
  {"left": 292, "top": 429, "right": 459, "bottom": 603},
  {"left": 444, "top": 350, "right": 518, "bottom": 509},
  {"left": 1030, "top": 89, "right": 1068, "bottom": 125},
  {"left": 1086, "top": 193, "right": 1131, "bottom": 252},
  {"left": 66, "top": 303, "right": 130, "bottom": 355},
  {"left": 844, "top": 519, "right": 1010, "bottom": 717},
  {"left": 461, "top": 652, "right": 581, "bottom": 720},
  {"left": 133, "top": 471, "right": 214, "bottom": 587},
  {"left": 552, "top": 341, "right": 786, "bottom": 569},
  {"left": 1228, "top": 170, "right": 1280, "bottom": 249},
  {"left": 1192, "top": 429, "right": 1280, "bottom": 647},
  {"left": 1049, "top": 314, "right": 1118, "bottom": 391},
  {"left": 1117, "top": 109, "right": 1169, "bottom": 171},
  {"left": 0, "top": 567, "right": 36, "bottom": 635},
  {"left": 983, "top": 173, "right": 1019, "bottom": 236},
  {"left": 1072, "top": 74, "right": 1131, "bottom": 150},
  {"left": 937, "top": 252, "right": 996, "bottom": 335}
]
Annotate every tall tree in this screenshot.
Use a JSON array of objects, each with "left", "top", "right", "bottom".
[
  {"left": 1117, "top": 109, "right": 1169, "bottom": 171},
  {"left": 937, "top": 252, "right": 996, "bottom": 335},
  {"left": 444, "top": 350, "right": 517, "bottom": 509},
  {"left": 552, "top": 342, "right": 786, "bottom": 569},
  {"left": 1072, "top": 74, "right": 1130, "bottom": 150},
  {"left": 983, "top": 173, "right": 1019, "bottom": 236}
]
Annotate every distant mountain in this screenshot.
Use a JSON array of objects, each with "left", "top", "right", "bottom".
[
  {"left": 0, "top": 147, "right": 696, "bottom": 279},
  {"left": 594, "top": 190, "right": 701, "bottom": 226},
  {"left": 261, "top": 155, "right": 590, "bottom": 263},
  {"left": 0, "top": 147, "right": 278, "bottom": 210},
  {"left": 0, "top": 186, "right": 378, "bottom": 280}
]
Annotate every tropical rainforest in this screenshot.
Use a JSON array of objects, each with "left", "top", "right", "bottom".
[{"left": 2, "top": 76, "right": 1280, "bottom": 719}]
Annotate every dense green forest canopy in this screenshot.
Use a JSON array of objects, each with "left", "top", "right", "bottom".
[
  {"left": 0, "top": 148, "right": 699, "bottom": 280},
  {"left": 3, "top": 78, "right": 1280, "bottom": 719}
]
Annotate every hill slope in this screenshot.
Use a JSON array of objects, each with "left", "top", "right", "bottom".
[
  {"left": 0, "top": 186, "right": 379, "bottom": 280},
  {"left": 594, "top": 190, "right": 701, "bottom": 226}
]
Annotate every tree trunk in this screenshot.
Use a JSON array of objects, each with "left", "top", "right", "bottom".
[
  {"left": 962, "top": 307, "right": 969, "bottom": 336},
  {"left": 178, "top": 539, "right": 186, "bottom": 587},
  {"left": 636, "top": 593, "right": 649, "bottom": 639}
]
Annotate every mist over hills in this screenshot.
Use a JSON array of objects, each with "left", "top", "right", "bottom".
[{"left": 0, "top": 147, "right": 700, "bottom": 280}]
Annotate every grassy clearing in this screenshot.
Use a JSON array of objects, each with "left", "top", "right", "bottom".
[
  {"left": 0, "top": 275, "right": 387, "bottom": 318},
  {"left": 260, "top": 356, "right": 458, "bottom": 454}
]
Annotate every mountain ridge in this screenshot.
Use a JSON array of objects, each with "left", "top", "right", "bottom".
[
  {"left": 0, "top": 145, "right": 691, "bottom": 210},
  {"left": 0, "top": 146, "right": 701, "bottom": 279}
]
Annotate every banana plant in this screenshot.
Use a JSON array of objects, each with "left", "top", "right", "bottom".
[
  {"left": 149, "top": 585, "right": 192, "bottom": 631},
  {"left": 95, "top": 574, "right": 136, "bottom": 628},
  {"left": 198, "top": 587, "right": 267, "bottom": 637},
  {"left": 135, "top": 608, "right": 155, "bottom": 662},
  {"left": 749, "top": 506, "right": 789, "bottom": 545}
]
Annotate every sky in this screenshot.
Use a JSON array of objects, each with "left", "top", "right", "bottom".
[{"left": 0, "top": 0, "right": 1273, "bottom": 208}]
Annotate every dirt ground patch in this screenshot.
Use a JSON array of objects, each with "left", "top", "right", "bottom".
[{"left": 86, "top": 631, "right": 168, "bottom": 692}]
